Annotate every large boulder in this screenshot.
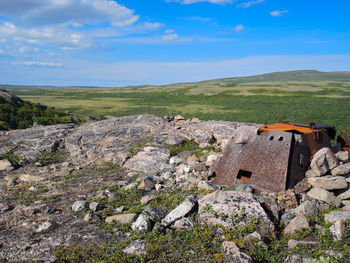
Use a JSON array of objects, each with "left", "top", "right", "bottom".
[
  {"left": 198, "top": 191, "right": 274, "bottom": 234},
  {"left": 310, "top": 147, "right": 339, "bottom": 176}
]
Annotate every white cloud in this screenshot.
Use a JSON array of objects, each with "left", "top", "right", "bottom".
[
  {"left": 0, "top": 0, "right": 139, "bottom": 27},
  {"left": 140, "top": 22, "right": 164, "bottom": 30},
  {"left": 186, "top": 17, "right": 213, "bottom": 22},
  {"left": 270, "top": 10, "right": 288, "bottom": 17},
  {"left": 237, "top": 0, "right": 264, "bottom": 8},
  {"left": 162, "top": 33, "right": 180, "bottom": 41},
  {"left": 167, "top": 0, "right": 235, "bottom": 5},
  {"left": 234, "top": 24, "right": 245, "bottom": 32},
  {"left": 165, "top": 29, "right": 175, "bottom": 33},
  {"left": 17, "top": 61, "right": 62, "bottom": 67}
]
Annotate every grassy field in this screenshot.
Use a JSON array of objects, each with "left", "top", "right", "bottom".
[{"left": 4, "top": 70, "right": 350, "bottom": 136}]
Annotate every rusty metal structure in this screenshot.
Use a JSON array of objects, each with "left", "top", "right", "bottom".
[{"left": 209, "top": 122, "right": 346, "bottom": 193}]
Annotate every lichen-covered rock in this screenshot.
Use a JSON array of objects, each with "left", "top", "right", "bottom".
[
  {"left": 198, "top": 191, "right": 273, "bottom": 234},
  {"left": 131, "top": 214, "right": 151, "bottom": 233},
  {"left": 123, "top": 239, "right": 146, "bottom": 256},
  {"left": 144, "top": 206, "right": 168, "bottom": 222},
  {"left": 72, "top": 200, "right": 87, "bottom": 212},
  {"left": 171, "top": 217, "right": 193, "bottom": 231}
]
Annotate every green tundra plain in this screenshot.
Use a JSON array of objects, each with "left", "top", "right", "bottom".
[{"left": 3, "top": 70, "right": 350, "bottom": 135}]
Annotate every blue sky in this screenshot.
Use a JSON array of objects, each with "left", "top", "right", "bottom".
[{"left": 0, "top": 0, "right": 350, "bottom": 86}]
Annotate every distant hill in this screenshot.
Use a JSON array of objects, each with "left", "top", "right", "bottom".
[
  {"left": 2, "top": 70, "right": 350, "bottom": 91},
  {"left": 204, "top": 70, "right": 350, "bottom": 83}
]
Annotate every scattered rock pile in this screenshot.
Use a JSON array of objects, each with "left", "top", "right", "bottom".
[{"left": 0, "top": 114, "right": 349, "bottom": 262}]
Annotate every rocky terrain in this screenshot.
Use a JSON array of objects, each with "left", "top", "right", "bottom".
[{"left": 1, "top": 113, "right": 350, "bottom": 262}]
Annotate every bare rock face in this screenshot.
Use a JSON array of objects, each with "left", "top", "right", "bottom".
[
  {"left": 310, "top": 147, "right": 339, "bottom": 176},
  {"left": 65, "top": 115, "right": 183, "bottom": 164},
  {"left": 222, "top": 241, "right": 253, "bottom": 263},
  {"left": 198, "top": 191, "right": 274, "bottom": 234},
  {"left": 0, "top": 89, "right": 23, "bottom": 105},
  {"left": 0, "top": 124, "right": 75, "bottom": 165},
  {"left": 125, "top": 147, "right": 170, "bottom": 174}
]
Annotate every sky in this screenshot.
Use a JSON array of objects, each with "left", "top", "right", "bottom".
[{"left": 0, "top": 0, "right": 350, "bottom": 86}]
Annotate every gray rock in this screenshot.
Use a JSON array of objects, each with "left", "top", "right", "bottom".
[
  {"left": 161, "top": 171, "right": 173, "bottom": 180},
  {"left": 177, "top": 163, "right": 192, "bottom": 174},
  {"left": 197, "top": 181, "right": 220, "bottom": 191},
  {"left": 307, "top": 176, "right": 348, "bottom": 190},
  {"left": 335, "top": 151, "right": 349, "bottom": 163},
  {"left": 307, "top": 187, "right": 341, "bottom": 207},
  {"left": 244, "top": 231, "right": 262, "bottom": 242},
  {"left": 161, "top": 195, "right": 197, "bottom": 227},
  {"left": 72, "top": 200, "right": 87, "bottom": 212},
  {"left": 281, "top": 212, "right": 296, "bottom": 226},
  {"left": 291, "top": 199, "right": 329, "bottom": 219},
  {"left": 305, "top": 169, "right": 316, "bottom": 178},
  {"left": 171, "top": 217, "right": 193, "bottom": 231},
  {"left": 337, "top": 189, "right": 350, "bottom": 200},
  {"left": 144, "top": 206, "right": 169, "bottom": 222},
  {"left": 169, "top": 156, "right": 183, "bottom": 166},
  {"left": 222, "top": 241, "right": 253, "bottom": 263},
  {"left": 89, "top": 202, "right": 100, "bottom": 212},
  {"left": 285, "top": 255, "right": 320, "bottom": 263},
  {"left": 0, "top": 159, "right": 13, "bottom": 171},
  {"left": 287, "top": 239, "right": 318, "bottom": 249},
  {"left": 331, "top": 163, "right": 350, "bottom": 176},
  {"left": 310, "top": 147, "right": 339, "bottom": 176},
  {"left": 122, "top": 182, "right": 138, "bottom": 190},
  {"left": 198, "top": 191, "right": 273, "bottom": 234},
  {"left": 123, "top": 239, "right": 146, "bottom": 256},
  {"left": 284, "top": 213, "right": 309, "bottom": 235},
  {"left": 330, "top": 219, "right": 345, "bottom": 241},
  {"left": 36, "top": 221, "right": 53, "bottom": 233},
  {"left": 0, "top": 203, "right": 9, "bottom": 213},
  {"left": 105, "top": 213, "right": 137, "bottom": 224},
  {"left": 324, "top": 211, "right": 350, "bottom": 224},
  {"left": 125, "top": 147, "right": 170, "bottom": 174},
  {"left": 131, "top": 214, "right": 151, "bottom": 233},
  {"left": 138, "top": 178, "right": 155, "bottom": 191},
  {"left": 140, "top": 194, "right": 157, "bottom": 205}
]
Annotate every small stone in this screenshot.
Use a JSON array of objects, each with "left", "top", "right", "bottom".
[
  {"left": 335, "top": 151, "right": 349, "bottom": 162},
  {"left": 161, "top": 195, "right": 197, "bottom": 227},
  {"left": 191, "top": 117, "right": 200, "bottom": 123},
  {"left": 330, "top": 219, "right": 345, "bottom": 241},
  {"left": 96, "top": 190, "right": 109, "bottom": 199},
  {"left": 0, "top": 159, "right": 13, "bottom": 171},
  {"left": 122, "top": 182, "right": 138, "bottom": 190},
  {"left": 307, "top": 187, "right": 341, "bottom": 207},
  {"left": 28, "top": 185, "right": 38, "bottom": 192},
  {"left": 186, "top": 155, "right": 198, "bottom": 166},
  {"left": 244, "top": 231, "right": 262, "bottom": 242},
  {"left": 36, "top": 221, "right": 53, "bottom": 233},
  {"left": 0, "top": 203, "right": 9, "bottom": 213},
  {"left": 72, "top": 200, "right": 87, "bottom": 212},
  {"left": 169, "top": 156, "right": 183, "bottom": 165},
  {"left": 307, "top": 176, "right": 348, "bottom": 191},
  {"left": 197, "top": 181, "right": 220, "bottom": 191},
  {"left": 287, "top": 239, "right": 318, "bottom": 249},
  {"left": 89, "top": 202, "right": 100, "bottom": 212},
  {"left": 293, "top": 180, "right": 311, "bottom": 194},
  {"left": 205, "top": 154, "right": 219, "bottom": 166},
  {"left": 284, "top": 213, "right": 309, "bottom": 235},
  {"left": 131, "top": 214, "right": 151, "bottom": 233},
  {"left": 61, "top": 162, "right": 70, "bottom": 167},
  {"left": 84, "top": 212, "right": 93, "bottom": 222},
  {"left": 19, "top": 174, "right": 44, "bottom": 182},
  {"left": 105, "top": 213, "right": 137, "bottom": 224},
  {"left": 140, "top": 194, "right": 156, "bottom": 205},
  {"left": 127, "top": 172, "right": 139, "bottom": 178},
  {"left": 310, "top": 147, "right": 339, "bottom": 176},
  {"left": 115, "top": 206, "right": 125, "bottom": 213},
  {"left": 324, "top": 211, "right": 350, "bottom": 224},
  {"left": 284, "top": 255, "right": 319, "bottom": 263},
  {"left": 171, "top": 217, "right": 193, "bottom": 231},
  {"left": 144, "top": 206, "right": 168, "bottom": 222},
  {"left": 331, "top": 163, "right": 350, "bottom": 176},
  {"left": 35, "top": 162, "right": 42, "bottom": 167},
  {"left": 155, "top": 183, "right": 162, "bottom": 191},
  {"left": 177, "top": 164, "right": 192, "bottom": 174},
  {"left": 138, "top": 178, "right": 155, "bottom": 191},
  {"left": 174, "top": 115, "right": 185, "bottom": 122},
  {"left": 123, "top": 239, "right": 146, "bottom": 256},
  {"left": 161, "top": 171, "right": 173, "bottom": 180},
  {"left": 222, "top": 241, "right": 253, "bottom": 263}
]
